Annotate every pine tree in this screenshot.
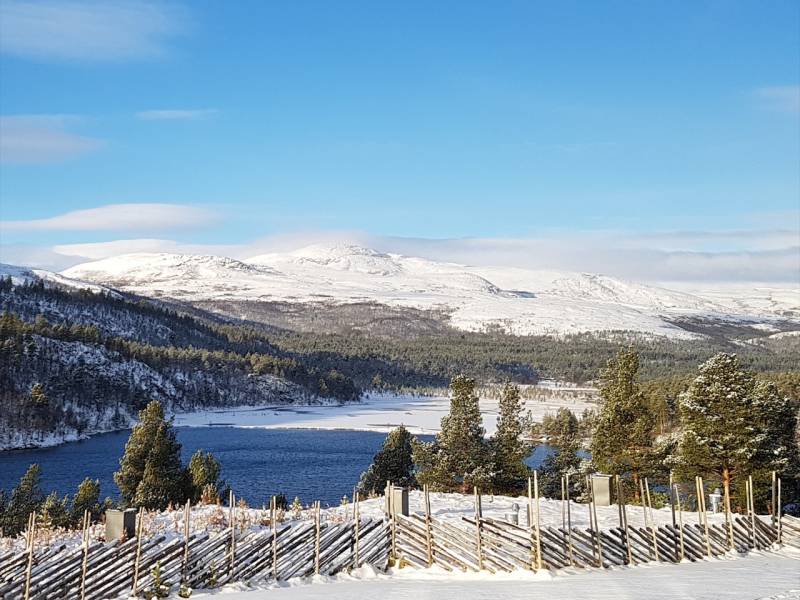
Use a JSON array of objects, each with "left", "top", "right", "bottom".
[
  {"left": 71, "top": 478, "right": 101, "bottom": 525},
  {"left": 133, "top": 422, "right": 187, "bottom": 510},
  {"left": 187, "top": 450, "right": 223, "bottom": 503},
  {"left": 491, "top": 383, "right": 530, "bottom": 494},
  {"left": 590, "top": 348, "right": 655, "bottom": 497},
  {"left": 539, "top": 408, "right": 584, "bottom": 498},
  {"left": 115, "top": 401, "right": 186, "bottom": 509},
  {"left": 4, "top": 464, "right": 45, "bottom": 535},
  {"left": 357, "top": 426, "right": 417, "bottom": 495},
  {"left": 413, "top": 375, "right": 491, "bottom": 491},
  {"left": 39, "top": 492, "right": 70, "bottom": 530},
  {"left": 675, "top": 353, "right": 800, "bottom": 507}
]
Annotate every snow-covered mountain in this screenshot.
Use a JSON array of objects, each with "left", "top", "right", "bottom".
[{"left": 60, "top": 243, "right": 799, "bottom": 338}]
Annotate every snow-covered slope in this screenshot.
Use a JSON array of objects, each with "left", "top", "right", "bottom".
[{"left": 61, "top": 244, "right": 799, "bottom": 338}]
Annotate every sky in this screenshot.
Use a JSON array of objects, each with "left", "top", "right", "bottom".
[{"left": 0, "top": 0, "right": 798, "bottom": 284}]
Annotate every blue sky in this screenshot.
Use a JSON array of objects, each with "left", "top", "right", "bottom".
[{"left": 0, "top": 1, "right": 798, "bottom": 282}]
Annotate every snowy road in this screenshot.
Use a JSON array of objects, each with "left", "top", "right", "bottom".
[{"left": 195, "top": 551, "right": 800, "bottom": 599}]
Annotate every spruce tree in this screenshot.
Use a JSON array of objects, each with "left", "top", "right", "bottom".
[
  {"left": 676, "top": 353, "right": 800, "bottom": 507},
  {"left": 357, "top": 425, "right": 417, "bottom": 495},
  {"left": 132, "top": 422, "right": 187, "bottom": 510},
  {"left": 491, "top": 383, "right": 530, "bottom": 494},
  {"left": 187, "top": 450, "right": 224, "bottom": 503},
  {"left": 71, "top": 478, "right": 101, "bottom": 525},
  {"left": 414, "top": 375, "right": 491, "bottom": 491},
  {"left": 540, "top": 408, "right": 584, "bottom": 498},
  {"left": 7, "top": 464, "right": 45, "bottom": 535},
  {"left": 590, "top": 348, "right": 655, "bottom": 497},
  {"left": 115, "top": 401, "right": 186, "bottom": 509}
]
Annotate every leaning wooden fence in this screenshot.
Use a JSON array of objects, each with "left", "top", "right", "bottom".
[{"left": 0, "top": 473, "right": 795, "bottom": 600}]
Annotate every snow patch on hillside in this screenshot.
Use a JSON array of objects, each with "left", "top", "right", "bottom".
[{"left": 59, "top": 244, "right": 800, "bottom": 338}]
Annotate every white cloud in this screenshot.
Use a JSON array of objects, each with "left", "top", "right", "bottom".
[
  {"left": 136, "top": 109, "right": 218, "bottom": 121},
  {"left": 754, "top": 85, "right": 800, "bottom": 115},
  {"left": 1, "top": 203, "right": 217, "bottom": 232},
  {"left": 0, "top": 115, "right": 103, "bottom": 164},
  {"left": 0, "top": 0, "right": 185, "bottom": 62}
]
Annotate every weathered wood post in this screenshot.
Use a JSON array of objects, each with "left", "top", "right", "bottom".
[
  {"left": 697, "top": 477, "right": 712, "bottom": 557},
  {"left": 674, "top": 484, "right": 685, "bottom": 562},
  {"left": 669, "top": 472, "right": 679, "bottom": 563},
  {"left": 388, "top": 482, "right": 398, "bottom": 564},
  {"left": 588, "top": 475, "right": 604, "bottom": 567},
  {"left": 24, "top": 511, "right": 36, "bottom": 600},
  {"left": 79, "top": 510, "right": 89, "bottom": 600},
  {"left": 229, "top": 490, "right": 236, "bottom": 578},
  {"left": 616, "top": 475, "right": 632, "bottom": 566},
  {"left": 565, "top": 472, "right": 574, "bottom": 566},
  {"left": 533, "top": 471, "right": 543, "bottom": 571},
  {"left": 182, "top": 500, "right": 191, "bottom": 585},
  {"left": 474, "top": 486, "right": 484, "bottom": 571},
  {"left": 353, "top": 491, "right": 361, "bottom": 568},
  {"left": 771, "top": 471, "right": 777, "bottom": 536},
  {"left": 271, "top": 496, "right": 278, "bottom": 580},
  {"left": 644, "top": 477, "right": 659, "bottom": 562},
  {"left": 723, "top": 475, "right": 735, "bottom": 550},
  {"left": 132, "top": 508, "right": 145, "bottom": 595},
  {"left": 314, "top": 500, "right": 321, "bottom": 575},
  {"left": 748, "top": 475, "right": 757, "bottom": 550},
  {"left": 424, "top": 485, "right": 433, "bottom": 567},
  {"left": 777, "top": 477, "right": 782, "bottom": 544}
]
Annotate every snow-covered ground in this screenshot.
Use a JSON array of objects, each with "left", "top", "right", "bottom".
[
  {"left": 173, "top": 391, "right": 595, "bottom": 436},
  {"left": 58, "top": 244, "right": 800, "bottom": 337},
  {"left": 191, "top": 552, "right": 800, "bottom": 600}
]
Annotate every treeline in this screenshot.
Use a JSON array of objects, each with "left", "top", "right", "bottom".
[
  {"left": 359, "top": 351, "right": 800, "bottom": 513},
  {"left": 0, "top": 401, "right": 227, "bottom": 536}
]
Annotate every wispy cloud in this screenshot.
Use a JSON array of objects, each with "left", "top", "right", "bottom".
[
  {"left": 136, "top": 109, "right": 218, "bottom": 121},
  {"left": 0, "top": 115, "right": 103, "bottom": 164},
  {"left": 754, "top": 85, "right": 800, "bottom": 115},
  {"left": 0, "top": 203, "right": 217, "bottom": 232},
  {"left": 0, "top": 0, "right": 186, "bottom": 62}
]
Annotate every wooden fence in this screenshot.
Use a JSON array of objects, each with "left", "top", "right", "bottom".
[{"left": 0, "top": 473, "right": 795, "bottom": 600}]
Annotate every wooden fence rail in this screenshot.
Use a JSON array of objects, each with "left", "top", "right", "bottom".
[{"left": 0, "top": 476, "right": 792, "bottom": 599}]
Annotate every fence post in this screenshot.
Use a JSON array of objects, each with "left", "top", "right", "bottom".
[
  {"left": 229, "top": 490, "right": 236, "bottom": 578},
  {"left": 79, "top": 510, "right": 90, "bottom": 600},
  {"left": 698, "top": 477, "right": 711, "bottom": 557},
  {"left": 474, "top": 486, "right": 484, "bottom": 571},
  {"left": 424, "top": 485, "right": 433, "bottom": 567},
  {"left": 616, "top": 476, "right": 632, "bottom": 565},
  {"left": 723, "top": 475, "right": 735, "bottom": 550},
  {"left": 182, "top": 500, "right": 191, "bottom": 585},
  {"left": 673, "top": 484, "right": 685, "bottom": 562},
  {"left": 24, "top": 511, "right": 36, "bottom": 600},
  {"left": 132, "top": 508, "right": 145, "bottom": 596},
  {"left": 669, "top": 472, "right": 679, "bottom": 563},
  {"left": 588, "top": 476, "right": 604, "bottom": 567},
  {"left": 771, "top": 471, "right": 777, "bottom": 537},
  {"left": 748, "top": 475, "right": 757, "bottom": 550},
  {"left": 314, "top": 501, "right": 321, "bottom": 575},
  {"left": 565, "top": 473, "right": 574, "bottom": 566},
  {"left": 644, "top": 477, "right": 659, "bottom": 562},
  {"left": 271, "top": 496, "right": 278, "bottom": 580},
  {"left": 533, "top": 471, "right": 542, "bottom": 571},
  {"left": 777, "top": 477, "right": 782, "bottom": 544},
  {"left": 353, "top": 491, "right": 360, "bottom": 568}
]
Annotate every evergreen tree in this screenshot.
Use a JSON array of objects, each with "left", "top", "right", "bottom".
[
  {"left": 357, "top": 426, "right": 417, "bottom": 495},
  {"left": 187, "top": 450, "right": 224, "bottom": 503},
  {"left": 590, "top": 348, "right": 655, "bottom": 497},
  {"left": 539, "top": 408, "right": 584, "bottom": 498},
  {"left": 115, "top": 401, "right": 186, "bottom": 509},
  {"left": 413, "top": 375, "right": 491, "bottom": 491},
  {"left": 39, "top": 492, "right": 70, "bottom": 530},
  {"left": 6, "top": 464, "right": 45, "bottom": 535},
  {"left": 132, "top": 422, "right": 187, "bottom": 510},
  {"left": 71, "top": 478, "right": 101, "bottom": 525},
  {"left": 491, "top": 383, "right": 530, "bottom": 494},
  {"left": 675, "top": 353, "right": 800, "bottom": 508}
]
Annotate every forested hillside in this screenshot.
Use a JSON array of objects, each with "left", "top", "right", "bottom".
[{"left": 2, "top": 276, "right": 798, "bottom": 450}]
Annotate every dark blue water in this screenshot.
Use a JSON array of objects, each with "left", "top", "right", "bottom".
[{"left": 0, "top": 428, "right": 553, "bottom": 506}]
